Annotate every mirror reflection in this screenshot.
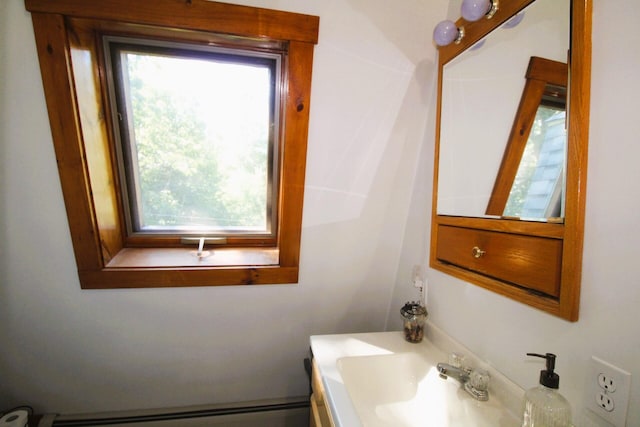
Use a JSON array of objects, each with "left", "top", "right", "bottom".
[
  {"left": 437, "top": 0, "right": 570, "bottom": 221},
  {"left": 487, "top": 56, "right": 568, "bottom": 220}
]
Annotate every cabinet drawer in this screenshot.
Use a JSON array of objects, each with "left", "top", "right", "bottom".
[{"left": 436, "top": 225, "right": 562, "bottom": 297}]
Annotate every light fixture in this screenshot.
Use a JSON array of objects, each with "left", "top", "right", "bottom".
[
  {"left": 461, "top": 0, "right": 499, "bottom": 22},
  {"left": 433, "top": 0, "right": 500, "bottom": 47},
  {"left": 469, "top": 38, "right": 486, "bottom": 51},
  {"left": 433, "top": 20, "right": 465, "bottom": 47},
  {"left": 502, "top": 11, "right": 525, "bottom": 29}
]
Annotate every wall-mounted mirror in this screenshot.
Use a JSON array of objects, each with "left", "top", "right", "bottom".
[
  {"left": 438, "top": 0, "right": 569, "bottom": 221},
  {"left": 430, "top": 0, "right": 591, "bottom": 321}
]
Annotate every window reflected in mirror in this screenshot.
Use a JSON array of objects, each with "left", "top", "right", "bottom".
[
  {"left": 504, "top": 104, "right": 565, "bottom": 218},
  {"left": 487, "top": 56, "right": 568, "bottom": 220}
]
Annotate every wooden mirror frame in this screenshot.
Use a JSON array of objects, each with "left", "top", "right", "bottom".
[{"left": 430, "top": 0, "right": 592, "bottom": 321}]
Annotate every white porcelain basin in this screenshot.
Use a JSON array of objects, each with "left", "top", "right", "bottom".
[{"left": 337, "top": 352, "right": 518, "bottom": 427}]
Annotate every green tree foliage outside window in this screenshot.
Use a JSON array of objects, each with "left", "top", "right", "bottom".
[{"left": 124, "top": 52, "right": 271, "bottom": 232}]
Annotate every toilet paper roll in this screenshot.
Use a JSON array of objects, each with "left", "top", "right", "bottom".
[{"left": 0, "top": 409, "right": 29, "bottom": 427}]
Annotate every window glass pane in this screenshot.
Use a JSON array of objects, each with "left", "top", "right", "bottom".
[
  {"left": 113, "top": 43, "right": 277, "bottom": 235},
  {"left": 504, "top": 106, "right": 566, "bottom": 218}
]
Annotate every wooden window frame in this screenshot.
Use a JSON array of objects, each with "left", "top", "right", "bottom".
[{"left": 25, "top": 0, "right": 319, "bottom": 289}]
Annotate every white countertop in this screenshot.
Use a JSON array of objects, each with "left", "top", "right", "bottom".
[{"left": 310, "top": 328, "right": 523, "bottom": 427}]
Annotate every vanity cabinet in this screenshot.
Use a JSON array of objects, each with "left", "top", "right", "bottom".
[{"left": 310, "top": 358, "right": 335, "bottom": 427}]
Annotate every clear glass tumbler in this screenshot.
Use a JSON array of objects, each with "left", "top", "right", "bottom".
[{"left": 400, "top": 302, "right": 427, "bottom": 343}]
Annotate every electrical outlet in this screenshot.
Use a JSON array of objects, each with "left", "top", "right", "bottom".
[
  {"left": 411, "top": 265, "right": 424, "bottom": 288},
  {"left": 585, "top": 356, "right": 631, "bottom": 427},
  {"left": 598, "top": 372, "right": 617, "bottom": 392},
  {"left": 595, "top": 391, "right": 615, "bottom": 412}
]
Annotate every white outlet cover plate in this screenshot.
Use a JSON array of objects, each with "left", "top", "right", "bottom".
[{"left": 585, "top": 356, "right": 631, "bottom": 427}]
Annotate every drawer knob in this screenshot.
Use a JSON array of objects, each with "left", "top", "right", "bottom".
[{"left": 472, "top": 246, "right": 486, "bottom": 258}]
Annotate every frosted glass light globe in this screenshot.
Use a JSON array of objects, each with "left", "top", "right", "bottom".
[
  {"left": 461, "top": 0, "right": 491, "bottom": 22},
  {"left": 433, "top": 20, "right": 459, "bottom": 46}
]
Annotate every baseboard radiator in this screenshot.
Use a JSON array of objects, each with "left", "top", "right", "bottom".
[{"left": 39, "top": 397, "right": 310, "bottom": 427}]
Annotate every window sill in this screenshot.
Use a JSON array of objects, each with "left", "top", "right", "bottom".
[
  {"left": 77, "top": 248, "right": 297, "bottom": 289},
  {"left": 107, "top": 247, "right": 279, "bottom": 268}
]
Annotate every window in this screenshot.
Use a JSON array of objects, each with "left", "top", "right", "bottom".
[
  {"left": 106, "top": 38, "right": 280, "bottom": 240},
  {"left": 26, "top": 0, "right": 319, "bottom": 288}
]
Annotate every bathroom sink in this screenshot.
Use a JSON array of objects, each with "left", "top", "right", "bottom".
[{"left": 337, "top": 352, "right": 518, "bottom": 427}]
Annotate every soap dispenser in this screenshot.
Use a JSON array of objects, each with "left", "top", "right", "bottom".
[{"left": 522, "top": 353, "right": 572, "bottom": 427}]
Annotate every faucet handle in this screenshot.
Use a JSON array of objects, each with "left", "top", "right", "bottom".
[
  {"left": 469, "top": 369, "right": 490, "bottom": 391},
  {"left": 448, "top": 352, "right": 466, "bottom": 368},
  {"left": 464, "top": 369, "right": 490, "bottom": 401}
]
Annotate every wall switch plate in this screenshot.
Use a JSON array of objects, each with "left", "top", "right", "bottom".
[{"left": 585, "top": 356, "right": 631, "bottom": 427}]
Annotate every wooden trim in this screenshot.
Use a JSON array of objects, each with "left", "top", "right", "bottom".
[
  {"left": 25, "top": 0, "right": 319, "bottom": 44},
  {"left": 436, "top": 215, "right": 564, "bottom": 239},
  {"left": 559, "top": 0, "right": 592, "bottom": 321},
  {"left": 430, "top": 260, "right": 564, "bottom": 313},
  {"left": 31, "top": 12, "right": 105, "bottom": 271},
  {"left": 27, "top": 1, "right": 319, "bottom": 289},
  {"left": 69, "top": 20, "right": 126, "bottom": 265},
  {"left": 430, "top": 50, "right": 444, "bottom": 298},
  {"left": 527, "top": 56, "right": 568, "bottom": 86},
  {"left": 278, "top": 40, "right": 315, "bottom": 268},
  {"left": 79, "top": 266, "right": 298, "bottom": 289}
]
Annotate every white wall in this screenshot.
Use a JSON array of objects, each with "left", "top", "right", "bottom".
[
  {"left": 391, "top": 0, "right": 640, "bottom": 425},
  {"left": 0, "top": 0, "right": 446, "bottom": 414},
  {"left": 6, "top": 0, "right": 637, "bottom": 424}
]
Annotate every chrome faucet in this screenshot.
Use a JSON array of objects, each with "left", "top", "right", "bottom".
[
  {"left": 437, "top": 363, "right": 471, "bottom": 383},
  {"left": 437, "top": 360, "right": 490, "bottom": 401}
]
